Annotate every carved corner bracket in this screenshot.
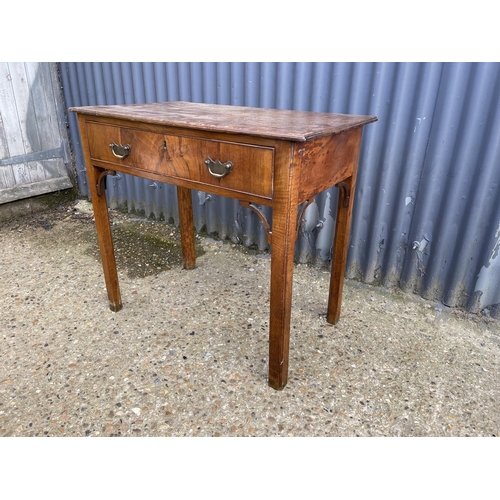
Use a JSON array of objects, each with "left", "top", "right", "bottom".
[
  {"left": 240, "top": 201, "right": 272, "bottom": 245},
  {"left": 96, "top": 170, "right": 117, "bottom": 196},
  {"left": 240, "top": 199, "right": 316, "bottom": 246},
  {"left": 296, "top": 199, "right": 314, "bottom": 238},
  {"left": 335, "top": 182, "right": 350, "bottom": 208}
]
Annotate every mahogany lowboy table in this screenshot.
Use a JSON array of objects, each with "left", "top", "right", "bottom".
[{"left": 70, "top": 102, "right": 377, "bottom": 390}]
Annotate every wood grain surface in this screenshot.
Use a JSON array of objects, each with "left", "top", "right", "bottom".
[
  {"left": 70, "top": 101, "right": 377, "bottom": 141},
  {"left": 72, "top": 101, "right": 377, "bottom": 389}
]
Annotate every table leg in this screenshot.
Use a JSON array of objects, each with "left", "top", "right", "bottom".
[
  {"left": 177, "top": 186, "right": 196, "bottom": 270},
  {"left": 87, "top": 165, "right": 122, "bottom": 312},
  {"left": 327, "top": 175, "right": 356, "bottom": 324},
  {"left": 268, "top": 201, "right": 298, "bottom": 390}
]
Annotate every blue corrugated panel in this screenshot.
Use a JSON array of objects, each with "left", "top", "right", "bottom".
[
  {"left": 60, "top": 62, "right": 500, "bottom": 317},
  {"left": 400, "top": 63, "right": 500, "bottom": 313}
]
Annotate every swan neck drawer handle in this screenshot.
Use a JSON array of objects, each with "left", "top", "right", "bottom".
[
  {"left": 109, "top": 142, "right": 131, "bottom": 159},
  {"left": 205, "top": 158, "right": 233, "bottom": 178}
]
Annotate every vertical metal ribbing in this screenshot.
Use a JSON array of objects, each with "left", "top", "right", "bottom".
[{"left": 153, "top": 63, "right": 168, "bottom": 103}]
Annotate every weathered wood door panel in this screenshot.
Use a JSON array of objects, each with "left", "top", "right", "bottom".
[{"left": 0, "top": 62, "right": 73, "bottom": 204}]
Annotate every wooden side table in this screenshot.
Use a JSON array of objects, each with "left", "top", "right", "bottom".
[{"left": 70, "top": 102, "right": 377, "bottom": 390}]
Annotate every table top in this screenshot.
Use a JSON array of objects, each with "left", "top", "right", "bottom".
[{"left": 70, "top": 101, "right": 377, "bottom": 142}]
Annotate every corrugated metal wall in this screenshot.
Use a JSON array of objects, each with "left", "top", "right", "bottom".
[{"left": 60, "top": 62, "right": 500, "bottom": 317}]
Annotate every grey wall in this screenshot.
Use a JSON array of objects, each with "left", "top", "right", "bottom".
[{"left": 60, "top": 62, "right": 500, "bottom": 317}]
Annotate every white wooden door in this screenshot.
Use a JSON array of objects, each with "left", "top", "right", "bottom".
[{"left": 0, "top": 62, "right": 73, "bottom": 204}]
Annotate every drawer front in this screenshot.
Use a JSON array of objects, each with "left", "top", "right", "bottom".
[
  {"left": 86, "top": 122, "right": 274, "bottom": 198},
  {"left": 87, "top": 122, "right": 165, "bottom": 170},
  {"left": 158, "top": 135, "right": 274, "bottom": 198}
]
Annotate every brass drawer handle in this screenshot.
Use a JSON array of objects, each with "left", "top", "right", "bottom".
[
  {"left": 109, "top": 142, "right": 131, "bottom": 159},
  {"left": 205, "top": 158, "right": 233, "bottom": 178}
]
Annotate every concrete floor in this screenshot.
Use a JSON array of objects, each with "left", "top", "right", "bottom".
[{"left": 1, "top": 195, "right": 500, "bottom": 437}]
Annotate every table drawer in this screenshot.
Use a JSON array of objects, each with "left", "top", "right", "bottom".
[
  {"left": 86, "top": 122, "right": 274, "bottom": 198},
  {"left": 87, "top": 122, "right": 164, "bottom": 170}
]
